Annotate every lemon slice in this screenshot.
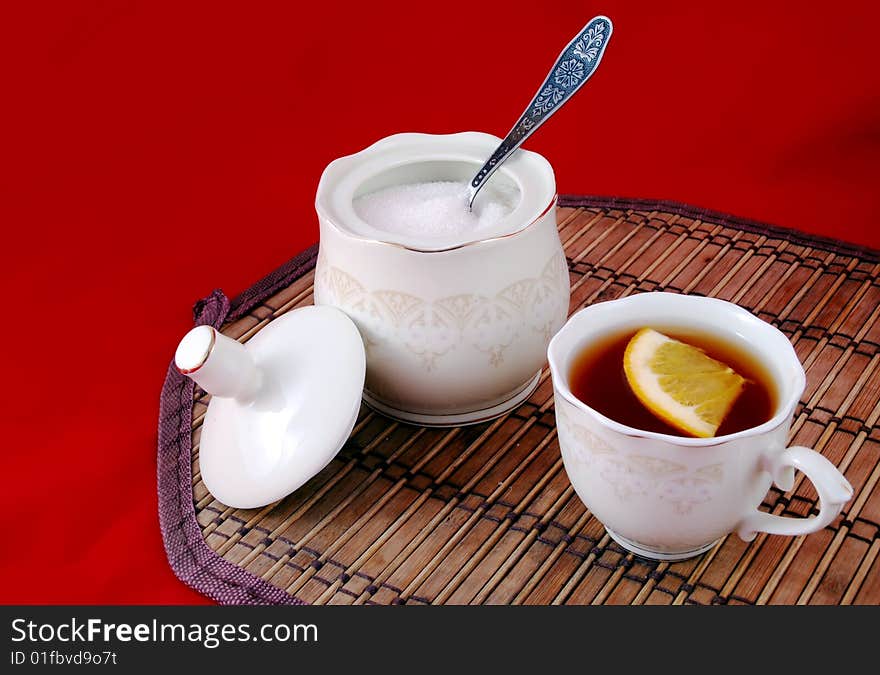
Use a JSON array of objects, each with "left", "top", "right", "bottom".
[{"left": 623, "top": 328, "right": 746, "bottom": 438}]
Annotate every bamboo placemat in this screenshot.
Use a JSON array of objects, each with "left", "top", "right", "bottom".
[{"left": 158, "top": 196, "right": 880, "bottom": 605}]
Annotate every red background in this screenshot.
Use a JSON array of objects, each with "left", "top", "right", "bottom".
[{"left": 2, "top": 1, "right": 878, "bottom": 603}]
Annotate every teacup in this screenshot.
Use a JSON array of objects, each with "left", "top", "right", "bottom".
[
  {"left": 314, "top": 132, "right": 570, "bottom": 426},
  {"left": 548, "top": 292, "right": 853, "bottom": 561}
]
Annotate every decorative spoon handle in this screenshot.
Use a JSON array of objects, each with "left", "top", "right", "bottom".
[{"left": 468, "top": 15, "right": 613, "bottom": 208}]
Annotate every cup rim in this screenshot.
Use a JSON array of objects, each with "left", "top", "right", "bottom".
[
  {"left": 548, "top": 293, "right": 807, "bottom": 447},
  {"left": 314, "top": 131, "right": 557, "bottom": 253}
]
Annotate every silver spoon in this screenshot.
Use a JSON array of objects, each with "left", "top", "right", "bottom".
[{"left": 468, "top": 15, "right": 613, "bottom": 209}]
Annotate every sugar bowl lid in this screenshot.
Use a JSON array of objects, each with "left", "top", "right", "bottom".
[{"left": 175, "top": 306, "right": 366, "bottom": 509}]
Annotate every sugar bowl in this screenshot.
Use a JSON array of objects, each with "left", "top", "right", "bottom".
[
  {"left": 174, "top": 131, "right": 569, "bottom": 508},
  {"left": 314, "top": 132, "right": 570, "bottom": 426}
]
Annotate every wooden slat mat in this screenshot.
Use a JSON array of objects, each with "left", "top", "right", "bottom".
[{"left": 167, "top": 197, "right": 880, "bottom": 605}]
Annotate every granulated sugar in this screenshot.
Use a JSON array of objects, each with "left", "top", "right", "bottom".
[{"left": 353, "top": 181, "right": 519, "bottom": 239}]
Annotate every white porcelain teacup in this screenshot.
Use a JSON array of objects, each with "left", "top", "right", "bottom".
[{"left": 548, "top": 292, "right": 853, "bottom": 561}]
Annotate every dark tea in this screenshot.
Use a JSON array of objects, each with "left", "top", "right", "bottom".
[{"left": 568, "top": 328, "right": 776, "bottom": 437}]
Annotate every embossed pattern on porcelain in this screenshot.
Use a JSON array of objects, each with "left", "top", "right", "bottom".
[
  {"left": 554, "top": 394, "right": 785, "bottom": 553},
  {"left": 316, "top": 249, "right": 567, "bottom": 370},
  {"left": 549, "top": 293, "right": 853, "bottom": 560},
  {"left": 314, "top": 132, "right": 569, "bottom": 425}
]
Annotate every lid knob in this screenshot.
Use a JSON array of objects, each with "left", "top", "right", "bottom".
[{"left": 175, "top": 325, "right": 262, "bottom": 402}]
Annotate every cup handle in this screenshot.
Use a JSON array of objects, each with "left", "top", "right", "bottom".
[{"left": 736, "top": 446, "right": 853, "bottom": 542}]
